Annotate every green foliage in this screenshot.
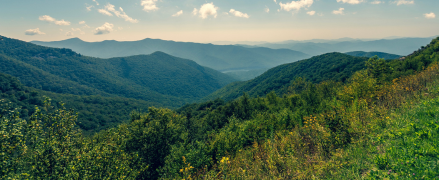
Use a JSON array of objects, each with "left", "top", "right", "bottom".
[{"left": 345, "top": 51, "right": 402, "bottom": 60}]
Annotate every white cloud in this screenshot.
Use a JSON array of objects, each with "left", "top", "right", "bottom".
[
  {"left": 101, "top": 3, "right": 138, "bottom": 23},
  {"left": 79, "top": 21, "right": 86, "bottom": 24},
  {"left": 394, "top": 0, "right": 414, "bottom": 5},
  {"left": 98, "top": 9, "right": 113, "bottom": 16},
  {"left": 424, "top": 12, "right": 436, "bottom": 19},
  {"left": 141, "top": 0, "right": 159, "bottom": 12},
  {"left": 93, "top": 0, "right": 99, "bottom": 6},
  {"left": 66, "top": 31, "right": 74, "bottom": 36},
  {"left": 194, "top": 3, "right": 218, "bottom": 19},
  {"left": 39, "top": 15, "right": 70, "bottom": 26},
  {"left": 371, "top": 0, "right": 383, "bottom": 4},
  {"left": 333, "top": 8, "right": 345, "bottom": 15},
  {"left": 39, "top": 15, "right": 56, "bottom": 22},
  {"left": 279, "top": 0, "right": 313, "bottom": 11},
  {"left": 71, "top": 28, "right": 85, "bottom": 35},
  {"left": 55, "top": 20, "right": 71, "bottom": 26},
  {"left": 274, "top": 0, "right": 277, "bottom": 3},
  {"left": 336, "top": 0, "right": 364, "bottom": 4},
  {"left": 307, "top": 11, "right": 316, "bottom": 15},
  {"left": 229, "top": 9, "right": 250, "bottom": 18},
  {"left": 94, "top": 22, "right": 114, "bottom": 35},
  {"left": 192, "top": 8, "right": 198, "bottom": 15},
  {"left": 25, "top": 28, "right": 45, "bottom": 35},
  {"left": 265, "top": 7, "right": 270, "bottom": 13},
  {"left": 172, "top": 10, "right": 183, "bottom": 17},
  {"left": 86, "top": 5, "right": 94, "bottom": 11}
]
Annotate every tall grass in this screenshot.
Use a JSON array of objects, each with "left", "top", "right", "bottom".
[{"left": 195, "top": 64, "right": 439, "bottom": 179}]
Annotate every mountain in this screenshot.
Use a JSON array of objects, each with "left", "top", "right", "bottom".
[
  {"left": 0, "top": 35, "right": 236, "bottom": 108},
  {"left": 345, "top": 51, "right": 402, "bottom": 60},
  {"left": 31, "top": 38, "right": 310, "bottom": 79},
  {"left": 0, "top": 71, "right": 162, "bottom": 132},
  {"left": 256, "top": 37, "right": 433, "bottom": 56},
  {"left": 203, "top": 52, "right": 369, "bottom": 101}
]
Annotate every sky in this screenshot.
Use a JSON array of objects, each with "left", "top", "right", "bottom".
[{"left": 0, "top": 0, "right": 438, "bottom": 43}]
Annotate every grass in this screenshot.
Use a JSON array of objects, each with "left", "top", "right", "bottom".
[{"left": 327, "top": 90, "right": 439, "bottom": 179}]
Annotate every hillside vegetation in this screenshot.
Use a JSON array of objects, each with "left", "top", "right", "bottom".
[
  {"left": 0, "top": 36, "right": 235, "bottom": 107},
  {"left": 345, "top": 51, "right": 402, "bottom": 60},
  {"left": 0, "top": 72, "right": 162, "bottom": 132},
  {"left": 1, "top": 37, "right": 438, "bottom": 179}
]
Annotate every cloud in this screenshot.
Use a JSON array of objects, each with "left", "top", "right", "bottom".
[
  {"left": 79, "top": 21, "right": 86, "bottom": 24},
  {"left": 279, "top": 0, "right": 313, "bottom": 11},
  {"left": 172, "top": 10, "right": 183, "bottom": 17},
  {"left": 93, "top": 0, "right": 99, "bottom": 6},
  {"left": 86, "top": 5, "right": 94, "bottom": 11},
  {"left": 307, "top": 11, "right": 316, "bottom": 15},
  {"left": 54, "top": 20, "right": 70, "bottom": 26},
  {"left": 192, "top": 8, "right": 198, "bottom": 15},
  {"left": 39, "top": 15, "right": 71, "bottom": 26},
  {"left": 333, "top": 8, "right": 345, "bottom": 15},
  {"left": 336, "top": 0, "right": 364, "bottom": 4},
  {"left": 98, "top": 4, "right": 138, "bottom": 23},
  {"left": 194, "top": 3, "right": 218, "bottom": 19},
  {"left": 141, "top": 0, "right": 159, "bottom": 12},
  {"left": 66, "top": 31, "right": 74, "bottom": 36},
  {"left": 274, "top": 0, "right": 277, "bottom": 3},
  {"left": 94, "top": 22, "right": 114, "bottom": 35},
  {"left": 98, "top": 9, "right": 113, "bottom": 16},
  {"left": 393, "top": 0, "right": 414, "bottom": 5},
  {"left": 371, "top": 0, "right": 383, "bottom": 4},
  {"left": 229, "top": 9, "right": 250, "bottom": 18},
  {"left": 72, "top": 28, "right": 85, "bottom": 35},
  {"left": 39, "top": 15, "right": 56, "bottom": 22},
  {"left": 265, "top": 7, "right": 270, "bottom": 13},
  {"left": 424, "top": 12, "right": 436, "bottom": 19},
  {"left": 25, "top": 28, "right": 45, "bottom": 35}
]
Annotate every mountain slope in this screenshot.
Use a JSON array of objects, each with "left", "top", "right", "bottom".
[
  {"left": 0, "top": 35, "right": 235, "bottom": 107},
  {"left": 345, "top": 51, "right": 402, "bottom": 60},
  {"left": 203, "top": 52, "right": 369, "bottom": 101},
  {"left": 31, "top": 38, "right": 310, "bottom": 72},
  {"left": 0, "top": 71, "right": 162, "bottom": 132}
]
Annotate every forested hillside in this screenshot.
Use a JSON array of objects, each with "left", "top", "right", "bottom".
[
  {"left": 0, "top": 72, "right": 162, "bottom": 132},
  {"left": 0, "top": 36, "right": 235, "bottom": 107},
  {"left": 345, "top": 51, "right": 402, "bottom": 60},
  {"left": 204, "top": 52, "right": 369, "bottom": 101},
  {"left": 2, "top": 37, "right": 438, "bottom": 179}
]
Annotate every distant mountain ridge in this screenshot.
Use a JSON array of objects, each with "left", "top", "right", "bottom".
[
  {"left": 31, "top": 38, "right": 310, "bottom": 73},
  {"left": 255, "top": 37, "right": 433, "bottom": 56},
  {"left": 0, "top": 35, "right": 236, "bottom": 108}
]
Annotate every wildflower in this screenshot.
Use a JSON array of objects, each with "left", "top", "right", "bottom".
[{"left": 413, "top": 173, "right": 415, "bottom": 176}]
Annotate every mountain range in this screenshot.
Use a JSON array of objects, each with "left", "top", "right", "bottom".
[
  {"left": 1, "top": 36, "right": 235, "bottom": 108},
  {"left": 31, "top": 38, "right": 310, "bottom": 74},
  {"left": 253, "top": 37, "right": 433, "bottom": 56}
]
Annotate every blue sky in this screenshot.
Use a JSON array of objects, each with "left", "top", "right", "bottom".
[{"left": 0, "top": 0, "right": 438, "bottom": 43}]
